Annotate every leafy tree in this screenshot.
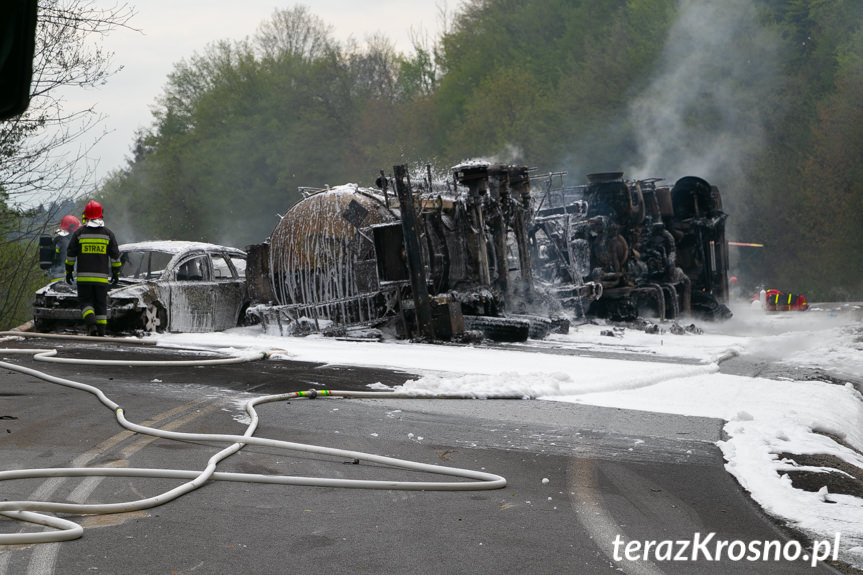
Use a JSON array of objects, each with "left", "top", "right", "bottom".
[
  {"left": 95, "top": 0, "right": 863, "bottom": 301},
  {"left": 445, "top": 66, "right": 546, "bottom": 160},
  {"left": 729, "top": 0, "right": 863, "bottom": 299},
  {"left": 255, "top": 5, "right": 334, "bottom": 64},
  {"left": 0, "top": 193, "right": 36, "bottom": 329},
  {"left": 793, "top": 24, "right": 863, "bottom": 299},
  {"left": 99, "top": 7, "right": 417, "bottom": 248},
  {"left": 0, "top": 0, "right": 134, "bottom": 330},
  {"left": 398, "top": 45, "right": 437, "bottom": 100}
]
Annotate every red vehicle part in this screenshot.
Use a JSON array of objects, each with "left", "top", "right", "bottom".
[{"left": 754, "top": 289, "right": 809, "bottom": 311}]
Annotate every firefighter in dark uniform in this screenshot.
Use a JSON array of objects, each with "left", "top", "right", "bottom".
[
  {"left": 48, "top": 215, "right": 80, "bottom": 280},
  {"left": 65, "top": 201, "right": 122, "bottom": 336}
]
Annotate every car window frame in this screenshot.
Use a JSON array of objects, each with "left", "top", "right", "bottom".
[
  {"left": 173, "top": 253, "right": 212, "bottom": 282},
  {"left": 226, "top": 253, "right": 246, "bottom": 279},
  {"left": 211, "top": 252, "right": 237, "bottom": 280},
  {"left": 120, "top": 249, "right": 174, "bottom": 280}
]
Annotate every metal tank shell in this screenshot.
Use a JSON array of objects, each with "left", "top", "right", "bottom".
[{"left": 268, "top": 185, "right": 397, "bottom": 307}]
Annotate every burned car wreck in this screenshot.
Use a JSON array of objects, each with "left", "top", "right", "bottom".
[
  {"left": 245, "top": 162, "right": 731, "bottom": 342},
  {"left": 33, "top": 241, "right": 249, "bottom": 334}
]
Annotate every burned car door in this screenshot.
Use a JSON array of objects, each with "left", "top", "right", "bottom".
[
  {"left": 166, "top": 253, "right": 217, "bottom": 332},
  {"left": 211, "top": 252, "right": 247, "bottom": 327}
]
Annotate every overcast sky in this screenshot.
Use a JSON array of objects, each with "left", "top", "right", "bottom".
[{"left": 62, "top": 1, "right": 461, "bottom": 188}]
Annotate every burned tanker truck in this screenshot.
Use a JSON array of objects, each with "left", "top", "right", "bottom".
[
  {"left": 530, "top": 171, "right": 731, "bottom": 323},
  {"left": 245, "top": 162, "right": 731, "bottom": 341}
]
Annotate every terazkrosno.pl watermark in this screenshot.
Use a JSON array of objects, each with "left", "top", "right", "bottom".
[{"left": 613, "top": 533, "right": 841, "bottom": 568}]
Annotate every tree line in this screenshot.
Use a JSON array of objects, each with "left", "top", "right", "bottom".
[
  {"left": 3, "top": 0, "right": 862, "bottom": 329},
  {"left": 97, "top": 0, "right": 863, "bottom": 301}
]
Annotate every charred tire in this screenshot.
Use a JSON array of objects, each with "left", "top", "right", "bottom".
[
  {"left": 588, "top": 296, "right": 638, "bottom": 322},
  {"left": 462, "top": 315, "right": 530, "bottom": 343},
  {"left": 690, "top": 291, "right": 732, "bottom": 322},
  {"left": 509, "top": 314, "right": 553, "bottom": 339},
  {"left": 33, "top": 318, "right": 57, "bottom": 333}
]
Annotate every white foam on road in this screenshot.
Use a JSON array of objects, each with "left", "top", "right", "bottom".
[{"left": 156, "top": 303, "right": 863, "bottom": 566}]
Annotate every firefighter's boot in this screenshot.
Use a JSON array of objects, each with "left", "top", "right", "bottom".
[
  {"left": 84, "top": 314, "right": 97, "bottom": 336},
  {"left": 96, "top": 324, "right": 106, "bottom": 337}
]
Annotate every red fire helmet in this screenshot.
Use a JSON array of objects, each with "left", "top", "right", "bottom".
[
  {"left": 59, "top": 215, "right": 80, "bottom": 232},
  {"left": 83, "top": 200, "right": 103, "bottom": 220}
]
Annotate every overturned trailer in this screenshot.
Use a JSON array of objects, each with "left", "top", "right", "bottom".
[
  {"left": 246, "top": 162, "right": 574, "bottom": 340},
  {"left": 245, "top": 162, "right": 730, "bottom": 341}
]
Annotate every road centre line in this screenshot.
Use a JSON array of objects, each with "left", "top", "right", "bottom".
[{"left": 568, "top": 457, "right": 666, "bottom": 575}]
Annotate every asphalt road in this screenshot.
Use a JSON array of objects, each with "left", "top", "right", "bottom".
[{"left": 0, "top": 335, "right": 844, "bottom": 574}]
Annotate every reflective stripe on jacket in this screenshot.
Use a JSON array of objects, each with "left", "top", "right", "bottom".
[{"left": 65, "top": 225, "right": 122, "bottom": 283}]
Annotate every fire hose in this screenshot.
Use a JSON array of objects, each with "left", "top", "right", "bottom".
[{"left": 0, "top": 333, "right": 507, "bottom": 545}]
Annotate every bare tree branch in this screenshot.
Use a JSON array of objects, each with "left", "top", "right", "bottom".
[{"left": 0, "top": 0, "right": 138, "bottom": 329}]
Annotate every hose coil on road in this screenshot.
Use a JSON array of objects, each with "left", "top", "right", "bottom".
[{"left": 0, "top": 333, "right": 506, "bottom": 545}]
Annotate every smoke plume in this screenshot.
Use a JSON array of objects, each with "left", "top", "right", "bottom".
[{"left": 626, "top": 0, "right": 782, "bottom": 198}]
